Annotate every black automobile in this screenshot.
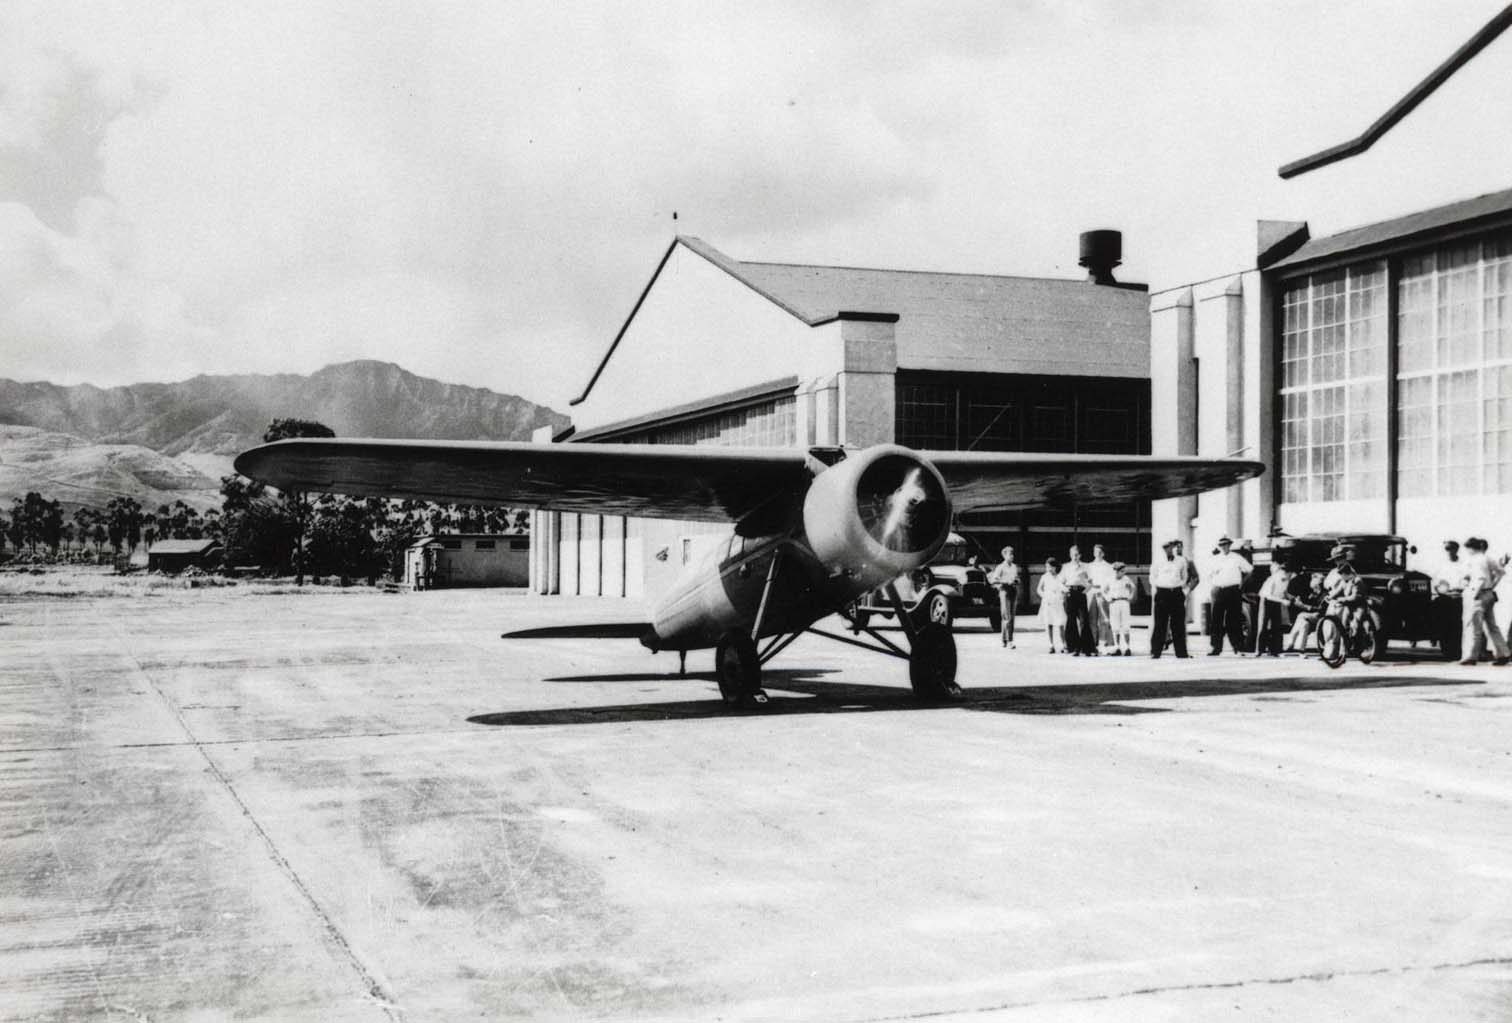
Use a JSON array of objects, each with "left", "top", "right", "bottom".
[
  {"left": 1241, "top": 532, "right": 1445, "bottom": 654},
  {"left": 850, "top": 532, "right": 1000, "bottom": 631}
]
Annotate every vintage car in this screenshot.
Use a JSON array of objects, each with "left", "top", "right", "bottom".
[
  {"left": 1238, "top": 532, "right": 1444, "bottom": 654},
  {"left": 849, "top": 532, "right": 1001, "bottom": 631}
]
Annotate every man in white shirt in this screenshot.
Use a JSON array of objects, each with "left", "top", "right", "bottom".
[
  {"left": 1433, "top": 540, "right": 1466, "bottom": 661},
  {"left": 1149, "top": 539, "right": 1192, "bottom": 658},
  {"left": 1061, "top": 545, "right": 1096, "bottom": 655},
  {"left": 986, "top": 545, "right": 1021, "bottom": 648},
  {"left": 1461, "top": 537, "right": 1510, "bottom": 665},
  {"left": 1206, "top": 536, "right": 1252, "bottom": 656}
]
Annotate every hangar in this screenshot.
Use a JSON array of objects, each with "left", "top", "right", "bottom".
[
  {"left": 1149, "top": 8, "right": 1512, "bottom": 563},
  {"left": 532, "top": 233, "right": 1154, "bottom": 601}
]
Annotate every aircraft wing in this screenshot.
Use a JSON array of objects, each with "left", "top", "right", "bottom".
[
  {"left": 921, "top": 451, "right": 1265, "bottom": 511},
  {"left": 233, "top": 438, "right": 814, "bottom": 523}
]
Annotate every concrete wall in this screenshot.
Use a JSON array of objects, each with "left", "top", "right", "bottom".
[{"left": 1150, "top": 270, "right": 1273, "bottom": 558}]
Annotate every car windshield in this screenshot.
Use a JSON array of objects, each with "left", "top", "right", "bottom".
[{"left": 1278, "top": 538, "right": 1407, "bottom": 572}]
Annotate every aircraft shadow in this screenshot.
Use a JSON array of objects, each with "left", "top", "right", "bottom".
[{"left": 467, "top": 673, "right": 1476, "bottom": 727}]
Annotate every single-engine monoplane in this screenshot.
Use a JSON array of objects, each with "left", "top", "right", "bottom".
[{"left": 235, "top": 439, "right": 1262, "bottom": 707}]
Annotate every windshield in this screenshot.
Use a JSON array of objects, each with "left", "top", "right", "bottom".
[{"left": 1276, "top": 538, "right": 1407, "bottom": 572}]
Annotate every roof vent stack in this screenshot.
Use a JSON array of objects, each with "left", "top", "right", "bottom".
[{"left": 1078, "top": 229, "right": 1122, "bottom": 285}]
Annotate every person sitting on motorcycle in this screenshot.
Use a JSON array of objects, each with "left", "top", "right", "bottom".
[{"left": 1322, "top": 544, "right": 1368, "bottom": 636}]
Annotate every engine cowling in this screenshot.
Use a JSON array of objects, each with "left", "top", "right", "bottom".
[{"left": 802, "top": 445, "right": 952, "bottom": 591}]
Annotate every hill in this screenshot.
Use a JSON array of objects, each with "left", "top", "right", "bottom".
[{"left": 0, "top": 361, "right": 570, "bottom": 512}]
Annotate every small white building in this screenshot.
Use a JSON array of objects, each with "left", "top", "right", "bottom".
[{"left": 404, "top": 534, "right": 529, "bottom": 589}]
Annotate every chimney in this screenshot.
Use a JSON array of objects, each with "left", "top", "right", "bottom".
[{"left": 1078, "top": 229, "right": 1122, "bottom": 285}]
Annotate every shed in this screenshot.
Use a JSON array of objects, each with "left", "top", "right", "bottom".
[
  {"left": 404, "top": 534, "right": 529, "bottom": 590},
  {"left": 147, "top": 538, "right": 223, "bottom": 574}
]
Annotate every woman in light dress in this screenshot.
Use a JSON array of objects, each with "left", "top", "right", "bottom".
[{"left": 1038, "top": 557, "right": 1068, "bottom": 653}]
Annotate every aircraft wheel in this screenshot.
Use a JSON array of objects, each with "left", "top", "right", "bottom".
[
  {"left": 909, "top": 622, "right": 961, "bottom": 702},
  {"left": 1316, "top": 617, "right": 1346, "bottom": 669},
  {"left": 916, "top": 591, "right": 951, "bottom": 629},
  {"left": 715, "top": 632, "right": 767, "bottom": 708},
  {"left": 851, "top": 609, "right": 871, "bottom": 633}
]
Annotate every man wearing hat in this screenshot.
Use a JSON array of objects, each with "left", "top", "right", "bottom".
[
  {"left": 1432, "top": 540, "right": 1466, "bottom": 661},
  {"left": 1149, "top": 539, "right": 1192, "bottom": 658},
  {"left": 1206, "top": 536, "right": 1251, "bottom": 656}
]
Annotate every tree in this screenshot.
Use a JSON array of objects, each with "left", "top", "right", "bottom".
[
  {"left": 262, "top": 419, "right": 336, "bottom": 584},
  {"left": 42, "top": 499, "right": 63, "bottom": 556},
  {"left": 106, "top": 496, "right": 144, "bottom": 557},
  {"left": 218, "top": 473, "right": 294, "bottom": 575}
]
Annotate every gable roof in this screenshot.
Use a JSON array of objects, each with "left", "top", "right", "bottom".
[
  {"left": 148, "top": 539, "right": 220, "bottom": 555},
  {"left": 572, "top": 236, "right": 1148, "bottom": 406}
]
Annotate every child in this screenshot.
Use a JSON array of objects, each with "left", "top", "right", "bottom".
[
  {"left": 1103, "top": 561, "right": 1137, "bottom": 655},
  {"left": 1284, "top": 572, "right": 1327, "bottom": 653},
  {"left": 1255, "top": 565, "right": 1293, "bottom": 656},
  {"left": 1038, "top": 558, "right": 1067, "bottom": 654}
]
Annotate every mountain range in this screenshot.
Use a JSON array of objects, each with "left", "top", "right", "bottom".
[{"left": 0, "top": 360, "right": 570, "bottom": 512}]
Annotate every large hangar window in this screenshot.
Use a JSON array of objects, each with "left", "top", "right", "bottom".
[
  {"left": 619, "top": 394, "right": 797, "bottom": 447},
  {"left": 1396, "top": 236, "right": 1512, "bottom": 497},
  {"left": 896, "top": 370, "right": 1152, "bottom": 567},
  {"left": 1278, "top": 228, "right": 1512, "bottom": 512},
  {"left": 1279, "top": 263, "right": 1388, "bottom": 504}
]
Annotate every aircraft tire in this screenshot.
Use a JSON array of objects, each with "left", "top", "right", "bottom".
[
  {"left": 715, "top": 632, "right": 763, "bottom": 707},
  {"left": 909, "top": 622, "right": 961, "bottom": 702},
  {"left": 851, "top": 609, "right": 871, "bottom": 633}
]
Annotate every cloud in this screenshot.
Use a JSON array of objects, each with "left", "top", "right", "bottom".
[{"left": 1, "top": 0, "right": 1510, "bottom": 407}]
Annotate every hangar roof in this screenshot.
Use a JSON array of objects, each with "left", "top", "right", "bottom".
[
  {"left": 573, "top": 236, "right": 1149, "bottom": 405},
  {"left": 1268, "top": 185, "right": 1512, "bottom": 273}
]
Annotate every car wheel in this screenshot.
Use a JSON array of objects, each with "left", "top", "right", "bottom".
[{"left": 920, "top": 591, "right": 951, "bottom": 628}]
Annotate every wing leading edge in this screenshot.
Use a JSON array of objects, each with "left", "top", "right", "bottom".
[
  {"left": 234, "top": 438, "right": 1263, "bottom": 523},
  {"left": 232, "top": 438, "right": 814, "bottom": 523},
  {"left": 921, "top": 451, "right": 1265, "bottom": 511}
]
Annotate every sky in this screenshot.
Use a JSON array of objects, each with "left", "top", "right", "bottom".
[{"left": 3, "top": 0, "right": 1511, "bottom": 412}]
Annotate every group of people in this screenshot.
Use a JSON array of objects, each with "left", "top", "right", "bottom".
[
  {"left": 987, "top": 543, "right": 1137, "bottom": 656},
  {"left": 1432, "top": 538, "right": 1510, "bottom": 665},
  {"left": 981, "top": 534, "right": 1510, "bottom": 664}
]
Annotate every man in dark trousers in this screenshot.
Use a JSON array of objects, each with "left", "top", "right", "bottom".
[
  {"left": 1149, "top": 539, "right": 1192, "bottom": 658},
  {"left": 1206, "top": 536, "right": 1252, "bottom": 655}
]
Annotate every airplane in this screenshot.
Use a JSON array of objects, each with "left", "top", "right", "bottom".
[{"left": 234, "top": 438, "right": 1263, "bottom": 708}]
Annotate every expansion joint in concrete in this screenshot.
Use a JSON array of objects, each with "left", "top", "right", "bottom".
[{"left": 104, "top": 618, "right": 406, "bottom": 1022}]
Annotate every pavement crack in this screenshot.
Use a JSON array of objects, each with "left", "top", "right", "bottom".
[
  {"left": 856, "top": 955, "right": 1512, "bottom": 1021},
  {"left": 105, "top": 619, "right": 404, "bottom": 1022}
]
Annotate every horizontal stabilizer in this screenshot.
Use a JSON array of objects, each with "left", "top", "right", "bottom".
[{"left": 502, "top": 622, "right": 655, "bottom": 640}]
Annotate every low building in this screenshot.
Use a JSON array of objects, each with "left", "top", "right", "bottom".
[
  {"left": 404, "top": 534, "right": 529, "bottom": 589},
  {"left": 147, "top": 538, "right": 222, "bottom": 574}
]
